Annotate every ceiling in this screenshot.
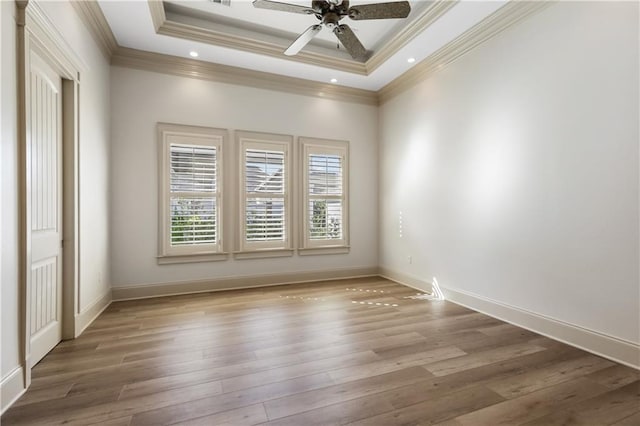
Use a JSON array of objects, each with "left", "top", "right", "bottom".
[{"left": 99, "top": 0, "right": 509, "bottom": 91}]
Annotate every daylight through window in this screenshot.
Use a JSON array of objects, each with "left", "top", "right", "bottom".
[
  {"left": 245, "top": 149, "right": 286, "bottom": 242},
  {"left": 170, "top": 144, "right": 218, "bottom": 246},
  {"left": 237, "top": 132, "right": 293, "bottom": 254},
  {"left": 158, "top": 124, "right": 226, "bottom": 262},
  {"left": 301, "top": 138, "right": 349, "bottom": 250}
]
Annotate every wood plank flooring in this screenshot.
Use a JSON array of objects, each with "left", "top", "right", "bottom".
[{"left": 2, "top": 277, "right": 639, "bottom": 425}]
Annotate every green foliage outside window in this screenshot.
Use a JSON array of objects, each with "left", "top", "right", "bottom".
[
  {"left": 310, "top": 200, "right": 340, "bottom": 239},
  {"left": 171, "top": 199, "right": 215, "bottom": 245}
]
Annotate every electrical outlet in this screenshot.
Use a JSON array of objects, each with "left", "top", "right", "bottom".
[{"left": 408, "top": 256, "right": 412, "bottom": 264}]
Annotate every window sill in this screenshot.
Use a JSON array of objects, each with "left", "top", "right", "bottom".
[
  {"left": 298, "top": 246, "right": 350, "bottom": 256},
  {"left": 233, "top": 249, "right": 295, "bottom": 260},
  {"left": 157, "top": 252, "right": 229, "bottom": 265}
]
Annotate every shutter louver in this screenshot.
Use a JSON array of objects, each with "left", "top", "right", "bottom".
[
  {"left": 169, "top": 144, "right": 217, "bottom": 246},
  {"left": 307, "top": 153, "right": 343, "bottom": 241},
  {"left": 246, "top": 198, "right": 285, "bottom": 241},
  {"left": 244, "top": 149, "right": 286, "bottom": 242},
  {"left": 308, "top": 154, "right": 342, "bottom": 195}
]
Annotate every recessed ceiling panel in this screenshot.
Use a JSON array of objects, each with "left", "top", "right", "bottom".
[{"left": 99, "top": 0, "right": 510, "bottom": 90}]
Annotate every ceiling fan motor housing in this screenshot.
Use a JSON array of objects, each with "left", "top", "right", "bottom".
[{"left": 312, "top": 0, "right": 350, "bottom": 18}]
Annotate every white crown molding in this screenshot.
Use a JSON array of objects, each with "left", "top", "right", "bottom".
[
  {"left": 149, "top": 1, "right": 367, "bottom": 75},
  {"left": 24, "top": 0, "right": 87, "bottom": 76},
  {"left": 111, "top": 266, "right": 379, "bottom": 301},
  {"left": 73, "top": 1, "right": 553, "bottom": 106},
  {"left": 160, "top": 19, "right": 367, "bottom": 75},
  {"left": 366, "top": 0, "right": 457, "bottom": 73},
  {"left": 70, "top": 0, "right": 118, "bottom": 60},
  {"left": 378, "top": 0, "right": 553, "bottom": 103},
  {"left": 111, "top": 46, "right": 379, "bottom": 105},
  {"left": 148, "top": 0, "right": 166, "bottom": 33},
  {"left": 147, "top": 0, "right": 456, "bottom": 76}
]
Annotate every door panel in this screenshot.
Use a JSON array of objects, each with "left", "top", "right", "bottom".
[{"left": 29, "top": 51, "right": 63, "bottom": 366}]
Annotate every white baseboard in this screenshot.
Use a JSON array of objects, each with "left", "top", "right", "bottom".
[
  {"left": 378, "top": 266, "right": 434, "bottom": 295},
  {"left": 1, "top": 367, "right": 26, "bottom": 415},
  {"left": 112, "top": 266, "right": 379, "bottom": 301},
  {"left": 379, "top": 267, "right": 639, "bottom": 370},
  {"left": 441, "top": 285, "right": 640, "bottom": 370},
  {"left": 75, "top": 289, "right": 112, "bottom": 337},
  {"left": 1, "top": 291, "right": 112, "bottom": 415}
]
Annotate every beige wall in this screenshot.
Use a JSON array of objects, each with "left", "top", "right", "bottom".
[
  {"left": 109, "top": 67, "right": 379, "bottom": 288},
  {"left": 1, "top": 0, "right": 111, "bottom": 406},
  {"left": 379, "top": 1, "right": 639, "bottom": 344}
]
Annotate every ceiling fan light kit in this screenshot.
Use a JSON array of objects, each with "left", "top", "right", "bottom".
[{"left": 252, "top": 0, "right": 411, "bottom": 62}]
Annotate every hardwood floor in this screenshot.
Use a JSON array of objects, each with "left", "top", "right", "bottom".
[{"left": 2, "top": 277, "right": 639, "bottom": 425}]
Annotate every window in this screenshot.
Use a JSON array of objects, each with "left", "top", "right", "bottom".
[
  {"left": 236, "top": 131, "right": 293, "bottom": 257},
  {"left": 158, "top": 123, "right": 227, "bottom": 263},
  {"left": 300, "top": 137, "right": 349, "bottom": 253}
]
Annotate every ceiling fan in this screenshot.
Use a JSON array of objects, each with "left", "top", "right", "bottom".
[{"left": 252, "top": 0, "right": 411, "bottom": 62}]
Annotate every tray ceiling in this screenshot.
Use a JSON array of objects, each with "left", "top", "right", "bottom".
[{"left": 99, "top": 0, "right": 510, "bottom": 91}]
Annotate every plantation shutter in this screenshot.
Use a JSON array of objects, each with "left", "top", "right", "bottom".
[
  {"left": 169, "top": 144, "right": 218, "bottom": 246},
  {"left": 307, "top": 154, "right": 343, "bottom": 240},
  {"left": 244, "top": 149, "right": 286, "bottom": 242}
]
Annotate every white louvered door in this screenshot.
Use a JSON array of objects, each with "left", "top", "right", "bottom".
[{"left": 28, "top": 52, "right": 63, "bottom": 366}]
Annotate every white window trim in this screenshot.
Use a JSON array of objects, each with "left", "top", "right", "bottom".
[
  {"left": 157, "top": 123, "right": 229, "bottom": 264},
  {"left": 235, "top": 131, "right": 294, "bottom": 258},
  {"left": 299, "top": 137, "right": 350, "bottom": 253}
]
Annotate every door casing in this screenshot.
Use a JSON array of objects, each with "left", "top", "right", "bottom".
[{"left": 16, "top": 0, "right": 82, "bottom": 387}]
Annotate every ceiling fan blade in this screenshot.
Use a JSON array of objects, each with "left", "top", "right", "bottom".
[
  {"left": 285, "top": 24, "right": 323, "bottom": 56},
  {"left": 348, "top": 1, "right": 411, "bottom": 20},
  {"left": 334, "top": 24, "right": 367, "bottom": 62},
  {"left": 252, "top": 0, "right": 315, "bottom": 15}
]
